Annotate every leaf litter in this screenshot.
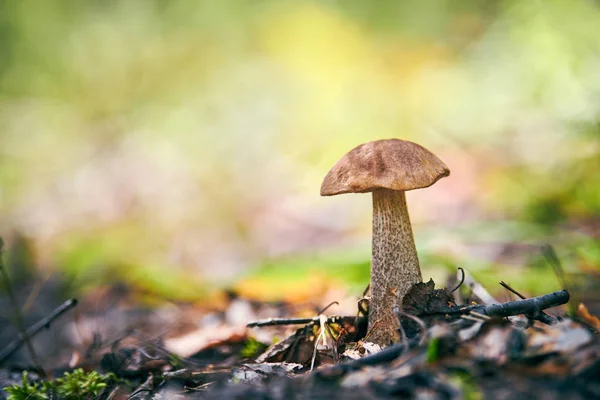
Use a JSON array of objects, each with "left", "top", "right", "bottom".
[{"left": 1, "top": 270, "right": 599, "bottom": 399}]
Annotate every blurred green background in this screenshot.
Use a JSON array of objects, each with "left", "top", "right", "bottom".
[{"left": 0, "top": 0, "right": 598, "bottom": 303}]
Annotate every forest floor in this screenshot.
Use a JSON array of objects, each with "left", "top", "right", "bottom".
[{"left": 1, "top": 247, "right": 600, "bottom": 399}]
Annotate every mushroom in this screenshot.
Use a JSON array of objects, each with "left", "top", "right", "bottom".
[{"left": 320, "top": 139, "right": 450, "bottom": 345}]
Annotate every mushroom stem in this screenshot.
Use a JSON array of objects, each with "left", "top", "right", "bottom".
[{"left": 369, "top": 189, "right": 422, "bottom": 345}]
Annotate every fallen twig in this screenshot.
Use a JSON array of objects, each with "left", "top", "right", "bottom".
[
  {"left": 247, "top": 315, "right": 353, "bottom": 328},
  {"left": 0, "top": 298, "right": 78, "bottom": 364},
  {"left": 469, "top": 311, "right": 491, "bottom": 320},
  {"left": 500, "top": 281, "right": 557, "bottom": 325},
  {"left": 247, "top": 317, "right": 322, "bottom": 328},
  {"left": 432, "top": 289, "right": 569, "bottom": 320}
]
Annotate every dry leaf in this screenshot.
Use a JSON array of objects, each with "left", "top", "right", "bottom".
[{"left": 576, "top": 303, "right": 600, "bottom": 331}]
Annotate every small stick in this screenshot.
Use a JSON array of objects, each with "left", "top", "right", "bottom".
[
  {"left": 428, "top": 289, "right": 570, "bottom": 320},
  {"left": 451, "top": 267, "right": 465, "bottom": 293},
  {"left": 247, "top": 315, "right": 353, "bottom": 328},
  {"left": 184, "top": 382, "right": 214, "bottom": 392},
  {"left": 247, "top": 317, "right": 320, "bottom": 328},
  {"left": 461, "top": 314, "right": 487, "bottom": 323},
  {"left": 0, "top": 238, "right": 42, "bottom": 372},
  {"left": 499, "top": 280, "right": 524, "bottom": 322},
  {"left": 499, "top": 281, "right": 526, "bottom": 299},
  {"left": 0, "top": 298, "right": 78, "bottom": 364},
  {"left": 469, "top": 311, "right": 491, "bottom": 320},
  {"left": 499, "top": 281, "right": 557, "bottom": 325},
  {"left": 362, "top": 284, "right": 370, "bottom": 297},
  {"left": 317, "top": 301, "right": 339, "bottom": 315}
]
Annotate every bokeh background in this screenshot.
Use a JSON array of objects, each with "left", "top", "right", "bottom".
[{"left": 1, "top": 0, "right": 598, "bottom": 304}]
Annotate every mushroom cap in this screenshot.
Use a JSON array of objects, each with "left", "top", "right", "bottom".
[{"left": 320, "top": 139, "right": 450, "bottom": 196}]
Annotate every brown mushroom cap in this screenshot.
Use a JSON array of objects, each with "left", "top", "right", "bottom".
[{"left": 320, "top": 139, "right": 450, "bottom": 196}]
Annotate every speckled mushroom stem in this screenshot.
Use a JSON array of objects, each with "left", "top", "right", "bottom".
[{"left": 369, "top": 188, "right": 422, "bottom": 346}]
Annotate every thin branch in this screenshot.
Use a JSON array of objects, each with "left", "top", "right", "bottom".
[
  {"left": 247, "top": 315, "right": 353, "bottom": 328},
  {"left": 451, "top": 267, "right": 465, "bottom": 293},
  {"left": 429, "top": 289, "right": 569, "bottom": 320},
  {"left": 362, "top": 284, "right": 370, "bottom": 297},
  {"left": 499, "top": 281, "right": 557, "bottom": 325},
  {"left": 499, "top": 281, "right": 526, "bottom": 299},
  {"left": 317, "top": 301, "right": 339, "bottom": 315},
  {"left": 247, "top": 317, "right": 320, "bottom": 328},
  {"left": 461, "top": 314, "right": 487, "bottom": 323},
  {"left": 469, "top": 311, "right": 490, "bottom": 320},
  {"left": 0, "top": 298, "right": 78, "bottom": 364}
]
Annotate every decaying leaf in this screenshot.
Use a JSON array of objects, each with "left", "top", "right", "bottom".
[
  {"left": 100, "top": 346, "right": 170, "bottom": 378},
  {"left": 525, "top": 320, "right": 592, "bottom": 356},
  {"left": 164, "top": 325, "right": 247, "bottom": 358},
  {"left": 576, "top": 303, "right": 600, "bottom": 332},
  {"left": 256, "top": 325, "right": 316, "bottom": 365},
  {"left": 460, "top": 319, "right": 526, "bottom": 365},
  {"left": 403, "top": 279, "right": 456, "bottom": 317}
]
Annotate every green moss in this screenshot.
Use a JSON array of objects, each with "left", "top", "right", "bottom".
[
  {"left": 4, "top": 369, "right": 117, "bottom": 400},
  {"left": 241, "top": 337, "right": 268, "bottom": 359},
  {"left": 448, "top": 370, "right": 483, "bottom": 400}
]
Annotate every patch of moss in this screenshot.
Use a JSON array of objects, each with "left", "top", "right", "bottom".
[
  {"left": 4, "top": 369, "right": 118, "bottom": 400},
  {"left": 448, "top": 370, "right": 483, "bottom": 400}
]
